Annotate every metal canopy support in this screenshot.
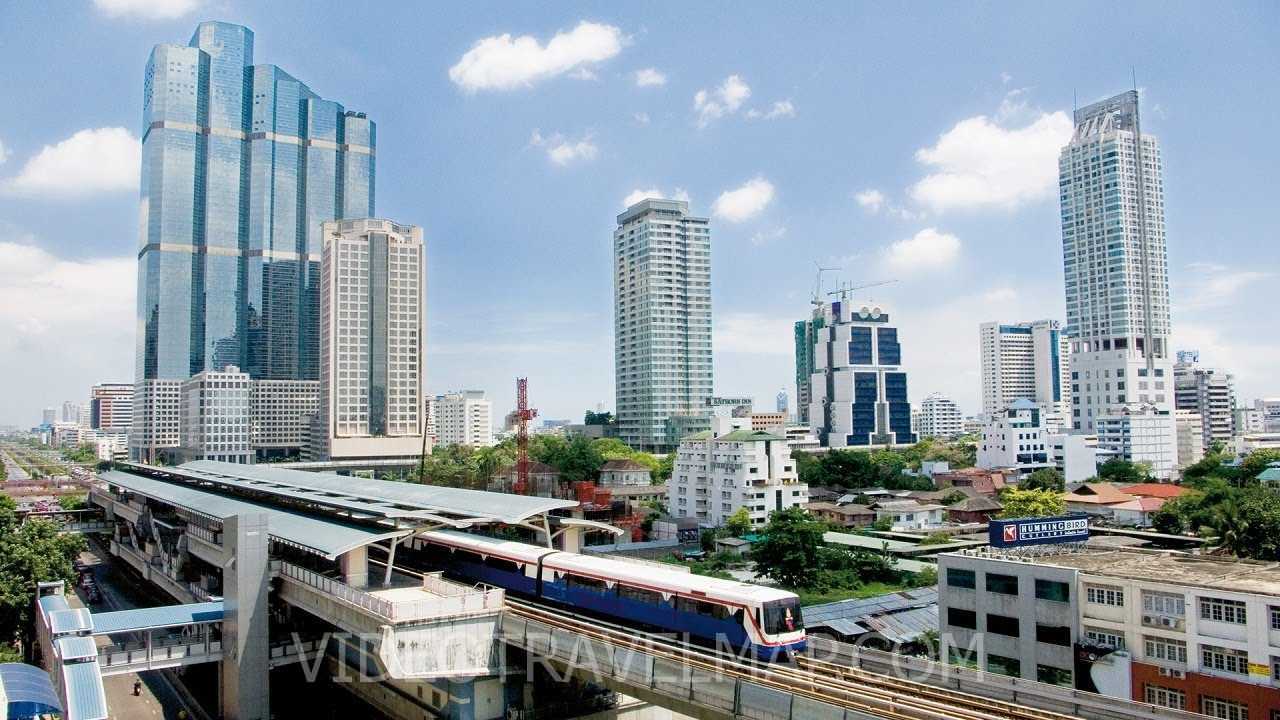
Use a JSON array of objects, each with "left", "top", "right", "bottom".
[{"left": 383, "top": 537, "right": 398, "bottom": 587}]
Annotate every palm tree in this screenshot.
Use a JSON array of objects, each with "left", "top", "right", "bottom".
[{"left": 1212, "top": 500, "right": 1250, "bottom": 557}]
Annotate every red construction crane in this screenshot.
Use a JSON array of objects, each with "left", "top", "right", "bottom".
[{"left": 513, "top": 377, "right": 538, "bottom": 495}]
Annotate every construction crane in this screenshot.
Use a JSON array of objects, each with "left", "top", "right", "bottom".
[
  {"left": 827, "top": 278, "right": 897, "bottom": 302},
  {"left": 512, "top": 377, "right": 538, "bottom": 495},
  {"left": 811, "top": 263, "right": 840, "bottom": 307}
]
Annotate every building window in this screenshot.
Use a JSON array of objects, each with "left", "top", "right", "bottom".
[
  {"left": 985, "top": 573, "right": 1018, "bottom": 595},
  {"left": 1143, "top": 636, "right": 1187, "bottom": 665},
  {"left": 1201, "top": 644, "right": 1249, "bottom": 675},
  {"left": 1200, "top": 598, "right": 1247, "bottom": 625},
  {"left": 1086, "top": 585, "right": 1124, "bottom": 606},
  {"left": 986, "top": 654, "right": 1021, "bottom": 678},
  {"left": 1271, "top": 606, "right": 1280, "bottom": 631},
  {"left": 1084, "top": 628, "right": 1125, "bottom": 650},
  {"left": 947, "top": 647, "right": 977, "bottom": 669},
  {"left": 1143, "top": 685, "right": 1185, "bottom": 710},
  {"left": 1035, "top": 579, "right": 1070, "bottom": 602},
  {"left": 947, "top": 608, "right": 977, "bottom": 630},
  {"left": 1037, "top": 665, "right": 1072, "bottom": 687},
  {"left": 1272, "top": 656, "right": 1280, "bottom": 682},
  {"left": 946, "top": 568, "right": 976, "bottom": 589},
  {"left": 987, "top": 614, "right": 1020, "bottom": 637},
  {"left": 1200, "top": 696, "right": 1249, "bottom": 720},
  {"left": 1036, "top": 624, "right": 1071, "bottom": 647}
]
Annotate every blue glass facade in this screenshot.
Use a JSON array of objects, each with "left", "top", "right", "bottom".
[
  {"left": 848, "top": 327, "right": 873, "bottom": 365},
  {"left": 885, "top": 372, "right": 916, "bottom": 443},
  {"left": 876, "top": 327, "right": 900, "bottom": 365},
  {"left": 136, "top": 22, "right": 375, "bottom": 382},
  {"left": 848, "top": 372, "right": 878, "bottom": 446}
]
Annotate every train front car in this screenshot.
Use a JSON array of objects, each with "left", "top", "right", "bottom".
[{"left": 541, "top": 552, "right": 806, "bottom": 661}]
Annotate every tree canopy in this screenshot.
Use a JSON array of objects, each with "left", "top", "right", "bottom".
[
  {"left": 791, "top": 448, "right": 932, "bottom": 491},
  {"left": 1095, "top": 458, "right": 1151, "bottom": 483},
  {"left": 1020, "top": 468, "right": 1065, "bottom": 493},
  {"left": 0, "top": 496, "right": 85, "bottom": 658},
  {"left": 997, "top": 487, "right": 1066, "bottom": 519},
  {"left": 750, "top": 508, "right": 827, "bottom": 588}
]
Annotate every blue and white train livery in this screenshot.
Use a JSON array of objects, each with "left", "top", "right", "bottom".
[{"left": 415, "top": 530, "right": 806, "bottom": 661}]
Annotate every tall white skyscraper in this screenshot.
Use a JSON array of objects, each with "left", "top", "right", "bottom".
[
  {"left": 1059, "top": 90, "right": 1172, "bottom": 432},
  {"left": 979, "top": 320, "right": 1070, "bottom": 418},
  {"left": 613, "top": 199, "right": 712, "bottom": 452},
  {"left": 314, "top": 219, "right": 427, "bottom": 462},
  {"left": 433, "top": 391, "right": 493, "bottom": 447},
  {"left": 917, "top": 392, "right": 964, "bottom": 439}
]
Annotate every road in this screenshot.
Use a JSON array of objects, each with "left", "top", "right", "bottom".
[
  {"left": 76, "top": 538, "right": 208, "bottom": 720},
  {"left": 1, "top": 447, "right": 31, "bottom": 480}
]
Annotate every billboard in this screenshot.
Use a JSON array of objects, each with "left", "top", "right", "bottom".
[{"left": 989, "top": 514, "right": 1089, "bottom": 548}]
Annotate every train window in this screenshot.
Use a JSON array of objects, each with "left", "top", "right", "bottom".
[
  {"left": 618, "top": 585, "right": 663, "bottom": 605},
  {"left": 761, "top": 599, "right": 803, "bottom": 634},
  {"left": 482, "top": 556, "right": 519, "bottom": 573},
  {"left": 567, "top": 574, "right": 607, "bottom": 592},
  {"left": 676, "top": 597, "right": 719, "bottom": 616}
]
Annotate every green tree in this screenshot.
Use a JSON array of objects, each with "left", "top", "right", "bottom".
[
  {"left": 1239, "top": 450, "right": 1280, "bottom": 483},
  {"left": 0, "top": 496, "right": 85, "bottom": 655},
  {"left": 699, "top": 529, "right": 716, "bottom": 553},
  {"left": 938, "top": 490, "right": 969, "bottom": 506},
  {"left": 653, "top": 452, "right": 675, "bottom": 483},
  {"left": 1021, "top": 468, "right": 1065, "bottom": 493},
  {"left": 584, "top": 411, "right": 614, "bottom": 426},
  {"left": 997, "top": 488, "right": 1066, "bottom": 519},
  {"left": 751, "top": 507, "right": 826, "bottom": 588},
  {"left": 1228, "top": 489, "right": 1280, "bottom": 560},
  {"left": 1096, "top": 458, "right": 1150, "bottom": 483},
  {"left": 724, "top": 508, "right": 752, "bottom": 537},
  {"left": 57, "top": 495, "right": 87, "bottom": 511}
]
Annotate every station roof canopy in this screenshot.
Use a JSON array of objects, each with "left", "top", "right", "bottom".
[
  {"left": 92, "top": 601, "right": 224, "bottom": 636},
  {"left": 174, "top": 460, "right": 578, "bottom": 526},
  {"left": 0, "top": 663, "right": 62, "bottom": 719},
  {"left": 100, "top": 469, "right": 410, "bottom": 559}
]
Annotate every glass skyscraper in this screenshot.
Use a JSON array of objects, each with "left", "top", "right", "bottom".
[
  {"left": 1058, "top": 90, "right": 1171, "bottom": 431},
  {"left": 136, "top": 21, "right": 375, "bottom": 384}
]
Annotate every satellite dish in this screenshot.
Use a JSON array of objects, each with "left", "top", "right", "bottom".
[{"left": 871, "top": 307, "right": 882, "bottom": 319}]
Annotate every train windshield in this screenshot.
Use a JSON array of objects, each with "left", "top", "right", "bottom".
[{"left": 761, "top": 599, "right": 803, "bottom": 635}]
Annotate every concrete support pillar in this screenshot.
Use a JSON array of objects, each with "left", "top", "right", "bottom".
[
  {"left": 340, "top": 545, "right": 369, "bottom": 589},
  {"left": 560, "top": 526, "right": 583, "bottom": 554},
  {"left": 222, "top": 513, "right": 270, "bottom": 720}
]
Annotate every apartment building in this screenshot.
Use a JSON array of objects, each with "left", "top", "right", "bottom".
[{"left": 939, "top": 548, "right": 1280, "bottom": 718}]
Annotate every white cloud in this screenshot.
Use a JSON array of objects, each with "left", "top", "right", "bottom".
[
  {"left": 716, "top": 312, "right": 796, "bottom": 356},
  {"left": 567, "top": 67, "right": 598, "bottom": 81},
  {"left": 634, "top": 68, "right": 666, "bottom": 87},
  {"left": 750, "top": 227, "right": 787, "bottom": 247},
  {"left": 693, "top": 75, "right": 751, "bottom": 127},
  {"left": 529, "top": 130, "right": 598, "bottom": 166},
  {"left": 448, "top": 21, "right": 624, "bottom": 92},
  {"left": 854, "top": 189, "right": 886, "bottom": 213},
  {"left": 1181, "top": 262, "right": 1272, "bottom": 310},
  {"left": 711, "top": 176, "right": 774, "bottom": 222},
  {"left": 622, "top": 187, "right": 689, "bottom": 208},
  {"left": 0, "top": 138, "right": 8, "bottom": 166},
  {"left": 909, "top": 104, "right": 1072, "bottom": 212},
  {"left": 883, "top": 228, "right": 961, "bottom": 272},
  {"left": 1000, "top": 71, "right": 1013, "bottom": 85},
  {"left": 0, "top": 239, "right": 134, "bottom": 425},
  {"left": 93, "top": 0, "right": 200, "bottom": 20},
  {"left": 633, "top": 112, "right": 650, "bottom": 125},
  {"left": 746, "top": 99, "right": 796, "bottom": 120},
  {"left": 2, "top": 127, "right": 140, "bottom": 197}
]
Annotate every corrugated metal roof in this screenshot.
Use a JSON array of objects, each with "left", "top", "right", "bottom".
[
  {"left": 803, "top": 587, "right": 937, "bottom": 644},
  {"left": 101, "top": 470, "right": 409, "bottom": 558},
  {"left": 92, "top": 601, "right": 224, "bottom": 635},
  {"left": 61, "top": 661, "right": 108, "bottom": 720},
  {"left": 48, "top": 608, "right": 93, "bottom": 636},
  {"left": 178, "top": 460, "right": 578, "bottom": 524},
  {"left": 0, "top": 663, "right": 62, "bottom": 715},
  {"left": 38, "top": 594, "right": 70, "bottom": 615},
  {"left": 54, "top": 636, "right": 98, "bottom": 661}
]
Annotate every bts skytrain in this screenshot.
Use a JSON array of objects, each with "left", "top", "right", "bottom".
[{"left": 414, "top": 530, "right": 806, "bottom": 661}]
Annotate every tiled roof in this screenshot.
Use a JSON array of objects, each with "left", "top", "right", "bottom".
[
  {"left": 599, "top": 459, "right": 651, "bottom": 472},
  {"left": 1119, "top": 483, "right": 1187, "bottom": 498},
  {"left": 1065, "top": 482, "right": 1135, "bottom": 505}
]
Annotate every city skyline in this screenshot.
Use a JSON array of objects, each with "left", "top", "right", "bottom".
[{"left": 2, "top": 2, "right": 1278, "bottom": 426}]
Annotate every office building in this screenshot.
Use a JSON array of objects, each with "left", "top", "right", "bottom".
[
  {"left": 794, "top": 312, "right": 827, "bottom": 426},
  {"left": 1253, "top": 398, "right": 1280, "bottom": 434},
  {"left": 1048, "top": 433, "right": 1100, "bottom": 484},
  {"left": 130, "top": 379, "right": 182, "bottom": 463},
  {"left": 1060, "top": 91, "right": 1172, "bottom": 433},
  {"left": 979, "top": 320, "right": 1071, "bottom": 418},
  {"left": 135, "top": 21, "right": 375, "bottom": 385},
  {"left": 313, "top": 219, "right": 426, "bottom": 462},
  {"left": 60, "top": 401, "right": 81, "bottom": 424},
  {"left": 804, "top": 300, "right": 916, "bottom": 448},
  {"left": 1174, "top": 410, "right": 1206, "bottom": 469},
  {"left": 1173, "top": 354, "right": 1236, "bottom": 452},
  {"left": 669, "top": 415, "right": 808, "bottom": 527},
  {"left": 613, "top": 199, "right": 712, "bottom": 453},
  {"left": 917, "top": 392, "right": 964, "bottom": 439},
  {"left": 939, "top": 547, "right": 1280, "bottom": 718},
  {"left": 776, "top": 388, "right": 789, "bottom": 415},
  {"left": 179, "top": 366, "right": 252, "bottom": 464},
  {"left": 1235, "top": 406, "right": 1263, "bottom": 436},
  {"left": 249, "top": 380, "right": 320, "bottom": 460},
  {"left": 433, "top": 391, "right": 493, "bottom": 448},
  {"left": 90, "top": 383, "right": 134, "bottom": 432},
  {"left": 1094, "top": 405, "right": 1178, "bottom": 480},
  {"left": 977, "top": 399, "right": 1054, "bottom": 476},
  {"left": 40, "top": 408, "right": 55, "bottom": 426}
]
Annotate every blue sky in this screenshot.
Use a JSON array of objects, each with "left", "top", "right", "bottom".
[{"left": 1, "top": 0, "right": 1277, "bottom": 426}]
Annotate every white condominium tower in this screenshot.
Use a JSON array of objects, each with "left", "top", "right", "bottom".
[
  {"left": 1059, "top": 90, "right": 1172, "bottom": 432},
  {"left": 613, "top": 199, "right": 712, "bottom": 453},
  {"left": 433, "top": 391, "right": 494, "bottom": 447},
  {"left": 314, "top": 219, "right": 427, "bottom": 462},
  {"left": 979, "top": 320, "right": 1070, "bottom": 418},
  {"left": 917, "top": 392, "right": 964, "bottom": 440}
]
